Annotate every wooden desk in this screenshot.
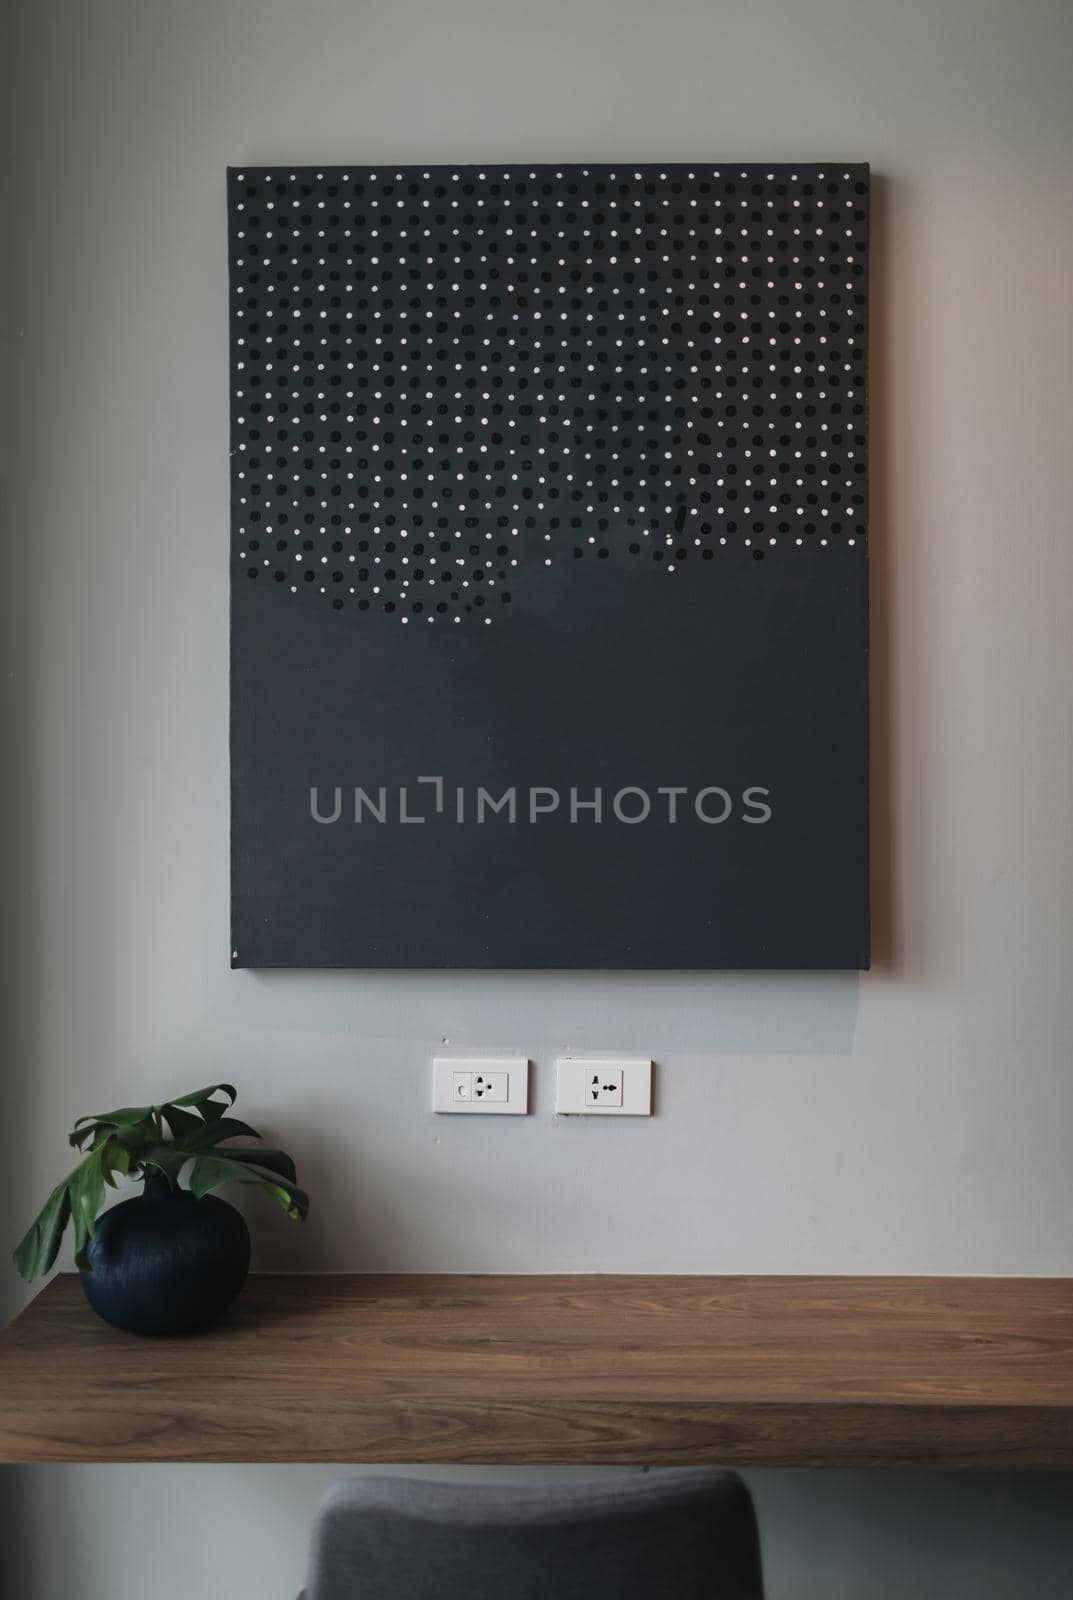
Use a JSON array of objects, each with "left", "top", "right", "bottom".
[{"left": 1, "top": 1274, "right": 1071, "bottom": 1467}]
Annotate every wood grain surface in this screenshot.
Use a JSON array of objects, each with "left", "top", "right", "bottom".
[{"left": 2, "top": 1274, "right": 1072, "bottom": 1466}]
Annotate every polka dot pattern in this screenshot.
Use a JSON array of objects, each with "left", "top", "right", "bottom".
[{"left": 229, "top": 164, "right": 868, "bottom": 623}]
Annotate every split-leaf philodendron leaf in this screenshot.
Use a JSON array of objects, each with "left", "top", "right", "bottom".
[{"left": 14, "top": 1084, "right": 306, "bottom": 1281}]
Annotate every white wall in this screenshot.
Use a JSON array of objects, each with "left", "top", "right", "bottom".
[{"left": 4, "top": 1, "right": 1073, "bottom": 1596}]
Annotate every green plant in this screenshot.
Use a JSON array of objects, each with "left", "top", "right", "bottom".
[{"left": 13, "top": 1083, "right": 308, "bottom": 1281}]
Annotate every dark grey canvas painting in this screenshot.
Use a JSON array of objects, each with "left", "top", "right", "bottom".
[{"left": 229, "top": 164, "right": 869, "bottom": 968}]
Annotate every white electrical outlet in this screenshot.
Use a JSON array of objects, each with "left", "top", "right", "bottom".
[
  {"left": 433, "top": 1058, "right": 529, "bottom": 1115},
  {"left": 586, "top": 1068, "right": 623, "bottom": 1107},
  {"left": 555, "top": 1058, "right": 653, "bottom": 1116}
]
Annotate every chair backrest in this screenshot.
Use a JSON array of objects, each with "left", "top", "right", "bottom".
[{"left": 301, "top": 1468, "right": 764, "bottom": 1600}]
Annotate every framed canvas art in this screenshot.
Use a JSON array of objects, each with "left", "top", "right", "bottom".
[{"left": 229, "top": 164, "right": 869, "bottom": 968}]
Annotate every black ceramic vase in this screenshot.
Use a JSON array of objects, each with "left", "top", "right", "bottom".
[{"left": 80, "top": 1176, "right": 251, "bottom": 1336}]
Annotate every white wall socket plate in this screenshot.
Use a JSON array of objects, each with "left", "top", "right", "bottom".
[
  {"left": 433, "top": 1057, "right": 529, "bottom": 1115},
  {"left": 555, "top": 1058, "right": 653, "bottom": 1116}
]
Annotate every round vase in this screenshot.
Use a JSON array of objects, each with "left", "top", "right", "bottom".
[{"left": 79, "top": 1177, "right": 250, "bottom": 1336}]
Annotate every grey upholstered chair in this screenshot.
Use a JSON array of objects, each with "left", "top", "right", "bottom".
[{"left": 300, "top": 1468, "right": 764, "bottom": 1599}]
